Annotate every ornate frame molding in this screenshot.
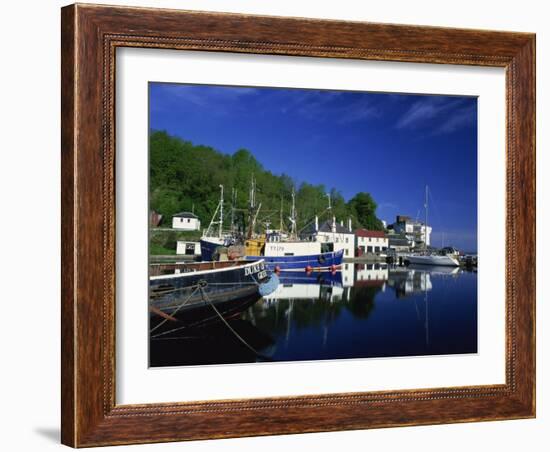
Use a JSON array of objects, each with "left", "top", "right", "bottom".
[{"left": 62, "top": 4, "right": 535, "bottom": 447}]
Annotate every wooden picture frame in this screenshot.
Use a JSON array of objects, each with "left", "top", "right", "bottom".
[{"left": 61, "top": 3, "right": 535, "bottom": 447}]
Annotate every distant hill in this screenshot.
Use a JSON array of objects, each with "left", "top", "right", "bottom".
[{"left": 149, "top": 130, "right": 384, "bottom": 233}]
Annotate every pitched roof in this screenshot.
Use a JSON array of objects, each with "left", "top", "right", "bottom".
[
  {"left": 388, "top": 236, "right": 410, "bottom": 246},
  {"left": 355, "top": 229, "right": 386, "bottom": 238},
  {"left": 301, "top": 219, "right": 353, "bottom": 235},
  {"left": 172, "top": 211, "right": 198, "bottom": 219}
]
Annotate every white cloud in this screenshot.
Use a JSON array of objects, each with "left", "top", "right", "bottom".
[{"left": 395, "top": 96, "right": 475, "bottom": 134}]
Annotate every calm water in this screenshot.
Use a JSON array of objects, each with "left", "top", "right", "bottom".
[{"left": 149, "top": 264, "right": 477, "bottom": 367}]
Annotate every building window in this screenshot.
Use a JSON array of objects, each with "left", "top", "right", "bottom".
[
  {"left": 345, "top": 249, "right": 349, "bottom": 256},
  {"left": 345, "top": 237, "right": 348, "bottom": 243}
]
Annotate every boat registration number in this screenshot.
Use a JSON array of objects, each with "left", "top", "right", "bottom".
[
  {"left": 256, "top": 270, "right": 267, "bottom": 280},
  {"left": 244, "top": 262, "right": 266, "bottom": 276}
]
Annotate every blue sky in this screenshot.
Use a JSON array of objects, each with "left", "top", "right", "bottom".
[{"left": 150, "top": 83, "right": 478, "bottom": 251}]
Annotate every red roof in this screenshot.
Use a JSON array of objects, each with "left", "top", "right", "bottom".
[{"left": 355, "top": 229, "right": 386, "bottom": 238}]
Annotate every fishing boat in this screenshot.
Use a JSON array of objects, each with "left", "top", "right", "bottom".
[
  {"left": 243, "top": 246, "right": 344, "bottom": 272},
  {"left": 200, "top": 180, "right": 344, "bottom": 271},
  {"left": 199, "top": 185, "right": 237, "bottom": 261},
  {"left": 406, "top": 186, "right": 460, "bottom": 267},
  {"left": 149, "top": 259, "right": 279, "bottom": 332},
  {"left": 242, "top": 185, "right": 344, "bottom": 271}
]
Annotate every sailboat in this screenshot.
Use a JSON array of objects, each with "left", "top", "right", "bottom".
[{"left": 406, "top": 186, "right": 460, "bottom": 267}]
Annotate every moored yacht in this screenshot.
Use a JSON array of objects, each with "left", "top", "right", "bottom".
[
  {"left": 406, "top": 253, "right": 459, "bottom": 267},
  {"left": 405, "top": 186, "right": 460, "bottom": 267}
]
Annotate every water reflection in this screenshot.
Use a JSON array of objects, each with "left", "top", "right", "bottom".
[{"left": 150, "top": 264, "right": 477, "bottom": 367}]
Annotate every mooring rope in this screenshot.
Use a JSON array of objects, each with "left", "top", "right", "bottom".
[
  {"left": 199, "top": 287, "right": 273, "bottom": 361},
  {"left": 149, "top": 284, "right": 201, "bottom": 334},
  {"left": 149, "top": 284, "right": 257, "bottom": 340},
  {"left": 199, "top": 287, "right": 260, "bottom": 355}
]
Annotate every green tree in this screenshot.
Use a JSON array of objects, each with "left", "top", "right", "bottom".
[{"left": 347, "top": 192, "right": 384, "bottom": 230}]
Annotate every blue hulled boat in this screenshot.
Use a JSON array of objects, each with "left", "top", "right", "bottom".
[
  {"left": 199, "top": 237, "right": 232, "bottom": 262},
  {"left": 199, "top": 182, "right": 346, "bottom": 272},
  {"left": 243, "top": 249, "right": 344, "bottom": 272},
  {"left": 277, "top": 269, "right": 343, "bottom": 287}
]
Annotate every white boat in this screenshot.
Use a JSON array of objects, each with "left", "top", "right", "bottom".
[
  {"left": 406, "top": 254, "right": 459, "bottom": 267},
  {"left": 406, "top": 186, "right": 460, "bottom": 267}
]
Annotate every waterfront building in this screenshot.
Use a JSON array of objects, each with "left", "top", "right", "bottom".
[
  {"left": 176, "top": 241, "right": 201, "bottom": 256},
  {"left": 390, "top": 215, "right": 432, "bottom": 248},
  {"left": 341, "top": 262, "right": 355, "bottom": 287},
  {"left": 354, "top": 263, "right": 389, "bottom": 291},
  {"left": 172, "top": 211, "right": 201, "bottom": 231},
  {"left": 301, "top": 216, "right": 355, "bottom": 258},
  {"left": 387, "top": 234, "right": 413, "bottom": 252},
  {"left": 355, "top": 229, "right": 389, "bottom": 255}
]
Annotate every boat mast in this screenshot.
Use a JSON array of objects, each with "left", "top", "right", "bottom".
[
  {"left": 218, "top": 184, "right": 224, "bottom": 238},
  {"left": 249, "top": 175, "right": 256, "bottom": 210},
  {"left": 279, "top": 196, "right": 284, "bottom": 232},
  {"left": 290, "top": 187, "right": 297, "bottom": 239},
  {"left": 424, "top": 185, "right": 428, "bottom": 250},
  {"left": 230, "top": 188, "right": 236, "bottom": 234},
  {"left": 204, "top": 187, "right": 223, "bottom": 238},
  {"left": 246, "top": 175, "right": 256, "bottom": 239},
  {"left": 424, "top": 271, "right": 430, "bottom": 345}
]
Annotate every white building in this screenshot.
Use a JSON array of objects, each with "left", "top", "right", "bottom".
[
  {"left": 391, "top": 215, "right": 432, "bottom": 248},
  {"left": 301, "top": 217, "right": 355, "bottom": 258},
  {"left": 171, "top": 212, "right": 201, "bottom": 231},
  {"left": 176, "top": 241, "right": 201, "bottom": 256},
  {"left": 340, "top": 262, "right": 355, "bottom": 288},
  {"left": 355, "top": 263, "right": 389, "bottom": 291},
  {"left": 355, "top": 229, "right": 389, "bottom": 255}
]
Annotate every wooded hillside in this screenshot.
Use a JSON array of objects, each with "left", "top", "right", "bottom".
[{"left": 150, "top": 130, "right": 384, "bottom": 233}]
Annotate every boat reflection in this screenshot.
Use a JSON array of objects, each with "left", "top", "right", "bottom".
[{"left": 150, "top": 264, "right": 475, "bottom": 366}]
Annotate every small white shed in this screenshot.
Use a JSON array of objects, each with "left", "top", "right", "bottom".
[
  {"left": 172, "top": 212, "right": 201, "bottom": 231},
  {"left": 176, "top": 241, "right": 201, "bottom": 256}
]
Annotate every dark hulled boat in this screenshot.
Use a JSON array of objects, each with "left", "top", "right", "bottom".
[{"left": 149, "top": 259, "right": 278, "bottom": 333}]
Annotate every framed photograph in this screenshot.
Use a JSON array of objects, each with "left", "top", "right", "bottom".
[{"left": 61, "top": 3, "right": 536, "bottom": 447}]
